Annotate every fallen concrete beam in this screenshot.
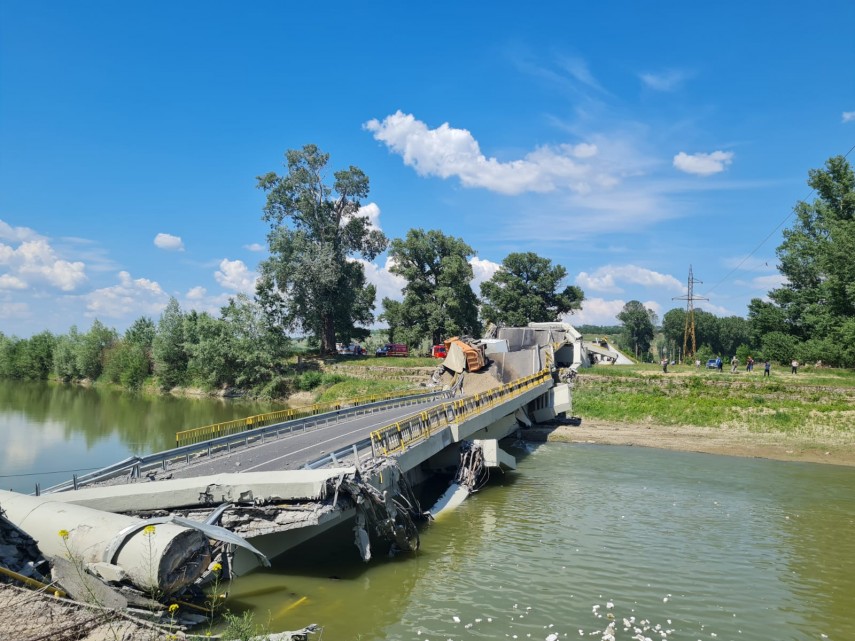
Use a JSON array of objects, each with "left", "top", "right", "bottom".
[
  {"left": 44, "top": 468, "right": 355, "bottom": 513},
  {"left": 0, "top": 490, "right": 209, "bottom": 594}
]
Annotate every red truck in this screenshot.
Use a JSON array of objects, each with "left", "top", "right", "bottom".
[{"left": 375, "top": 343, "right": 409, "bottom": 357}]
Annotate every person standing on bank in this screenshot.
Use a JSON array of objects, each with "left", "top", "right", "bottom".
[
  {"left": 791, "top": 359, "right": 799, "bottom": 374},
  {"left": 764, "top": 360, "right": 771, "bottom": 377},
  {"left": 731, "top": 355, "right": 739, "bottom": 373}
]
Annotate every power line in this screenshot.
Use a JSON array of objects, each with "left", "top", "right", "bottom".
[
  {"left": 673, "top": 265, "right": 708, "bottom": 360},
  {"left": 703, "top": 143, "right": 855, "bottom": 298}
]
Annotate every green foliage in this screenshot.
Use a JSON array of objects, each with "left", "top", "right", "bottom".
[
  {"left": 53, "top": 327, "right": 81, "bottom": 381},
  {"left": 380, "top": 228, "right": 480, "bottom": 346},
  {"left": 0, "top": 331, "right": 56, "bottom": 380},
  {"left": 295, "top": 370, "right": 323, "bottom": 390},
  {"left": 479, "top": 251, "right": 584, "bottom": 326},
  {"left": 762, "top": 156, "right": 855, "bottom": 365},
  {"left": 152, "top": 298, "right": 188, "bottom": 389},
  {"left": 222, "top": 610, "right": 265, "bottom": 641},
  {"left": 761, "top": 331, "right": 798, "bottom": 365},
  {"left": 125, "top": 316, "right": 156, "bottom": 351},
  {"left": 75, "top": 320, "right": 117, "bottom": 380},
  {"left": 256, "top": 144, "right": 386, "bottom": 353},
  {"left": 617, "top": 300, "right": 656, "bottom": 357},
  {"left": 576, "top": 324, "right": 622, "bottom": 335},
  {"left": 102, "top": 341, "right": 150, "bottom": 390}
]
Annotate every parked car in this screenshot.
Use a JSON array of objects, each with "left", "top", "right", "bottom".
[
  {"left": 337, "top": 344, "right": 365, "bottom": 356},
  {"left": 376, "top": 343, "right": 408, "bottom": 357},
  {"left": 706, "top": 359, "right": 718, "bottom": 369}
]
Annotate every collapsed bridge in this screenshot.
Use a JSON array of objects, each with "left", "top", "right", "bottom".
[{"left": 0, "top": 323, "right": 586, "bottom": 603}]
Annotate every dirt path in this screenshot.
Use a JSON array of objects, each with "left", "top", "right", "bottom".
[{"left": 527, "top": 420, "right": 855, "bottom": 467}]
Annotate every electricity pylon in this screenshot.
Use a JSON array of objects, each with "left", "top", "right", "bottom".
[{"left": 672, "top": 266, "right": 708, "bottom": 362}]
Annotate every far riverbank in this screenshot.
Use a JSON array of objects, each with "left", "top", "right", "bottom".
[
  {"left": 528, "top": 420, "right": 855, "bottom": 467},
  {"left": 554, "top": 364, "right": 855, "bottom": 467}
]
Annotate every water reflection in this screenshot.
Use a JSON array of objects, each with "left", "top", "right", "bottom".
[{"left": 0, "top": 380, "right": 284, "bottom": 492}]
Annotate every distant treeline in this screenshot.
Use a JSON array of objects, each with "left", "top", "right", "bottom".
[
  {"left": 0, "top": 294, "right": 300, "bottom": 396},
  {"left": 2, "top": 152, "right": 852, "bottom": 388}
]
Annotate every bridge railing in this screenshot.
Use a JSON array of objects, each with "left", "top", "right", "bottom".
[
  {"left": 175, "top": 387, "right": 440, "bottom": 447},
  {"left": 370, "top": 368, "right": 552, "bottom": 456},
  {"left": 42, "top": 388, "right": 447, "bottom": 494}
]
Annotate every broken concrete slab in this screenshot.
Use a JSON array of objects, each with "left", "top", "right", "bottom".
[
  {"left": 44, "top": 469, "right": 356, "bottom": 513},
  {"left": 51, "top": 555, "right": 128, "bottom": 610}
]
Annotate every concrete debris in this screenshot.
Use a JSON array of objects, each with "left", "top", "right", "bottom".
[
  {"left": 51, "top": 555, "right": 128, "bottom": 610},
  {"left": 339, "top": 463, "right": 423, "bottom": 561},
  {"left": 0, "top": 490, "right": 211, "bottom": 595},
  {"left": 453, "top": 441, "right": 486, "bottom": 493},
  {"left": 0, "top": 507, "right": 50, "bottom": 585},
  {"left": 256, "top": 623, "right": 321, "bottom": 641}
]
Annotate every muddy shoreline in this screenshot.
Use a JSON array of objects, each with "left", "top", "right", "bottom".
[{"left": 526, "top": 420, "right": 855, "bottom": 467}]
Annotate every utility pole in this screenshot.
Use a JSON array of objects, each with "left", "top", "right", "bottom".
[{"left": 672, "top": 266, "right": 708, "bottom": 363}]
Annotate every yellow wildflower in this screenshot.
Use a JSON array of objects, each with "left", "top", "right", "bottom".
[
  {"left": 143, "top": 525, "right": 156, "bottom": 536},
  {"left": 58, "top": 529, "right": 69, "bottom": 539},
  {"left": 211, "top": 562, "right": 222, "bottom": 573},
  {"left": 168, "top": 603, "right": 179, "bottom": 614}
]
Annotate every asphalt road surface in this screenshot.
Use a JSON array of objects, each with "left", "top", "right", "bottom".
[{"left": 166, "top": 398, "right": 448, "bottom": 478}]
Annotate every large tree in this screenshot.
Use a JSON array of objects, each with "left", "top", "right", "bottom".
[
  {"left": 380, "top": 229, "right": 480, "bottom": 347},
  {"left": 771, "top": 156, "right": 855, "bottom": 340},
  {"left": 479, "top": 252, "right": 584, "bottom": 327},
  {"left": 617, "top": 300, "right": 656, "bottom": 359},
  {"left": 256, "top": 145, "right": 387, "bottom": 353}
]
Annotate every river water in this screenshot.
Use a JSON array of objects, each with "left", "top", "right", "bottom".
[
  {"left": 2, "top": 381, "right": 854, "bottom": 640},
  {"left": 0, "top": 380, "right": 284, "bottom": 493}
]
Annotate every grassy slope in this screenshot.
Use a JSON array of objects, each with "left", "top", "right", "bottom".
[{"left": 573, "top": 363, "right": 855, "bottom": 442}]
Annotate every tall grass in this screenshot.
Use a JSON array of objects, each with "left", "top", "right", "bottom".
[{"left": 574, "top": 364, "right": 855, "bottom": 438}]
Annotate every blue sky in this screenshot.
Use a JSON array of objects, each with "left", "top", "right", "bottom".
[{"left": 1, "top": 1, "right": 854, "bottom": 338}]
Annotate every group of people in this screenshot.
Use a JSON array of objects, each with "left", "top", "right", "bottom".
[
  {"left": 667, "top": 356, "right": 799, "bottom": 377},
  {"left": 717, "top": 355, "right": 773, "bottom": 376}
]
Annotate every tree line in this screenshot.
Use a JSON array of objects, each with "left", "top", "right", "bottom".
[
  {"left": 0, "top": 145, "right": 585, "bottom": 392},
  {"left": 612, "top": 155, "right": 855, "bottom": 367},
  {"left": 1, "top": 150, "right": 851, "bottom": 391}
]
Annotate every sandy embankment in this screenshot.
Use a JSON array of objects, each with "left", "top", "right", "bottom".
[{"left": 526, "top": 420, "right": 855, "bottom": 467}]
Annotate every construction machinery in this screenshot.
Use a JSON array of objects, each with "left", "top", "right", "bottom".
[{"left": 442, "top": 337, "right": 487, "bottom": 373}]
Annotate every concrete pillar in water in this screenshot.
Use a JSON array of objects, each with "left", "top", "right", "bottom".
[{"left": 0, "top": 490, "right": 210, "bottom": 595}]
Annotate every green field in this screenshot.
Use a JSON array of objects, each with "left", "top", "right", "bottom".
[{"left": 573, "top": 363, "right": 855, "bottom": 440}]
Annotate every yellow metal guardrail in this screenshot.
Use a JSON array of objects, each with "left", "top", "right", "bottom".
[
  {"left": 175, "top": 387, "right": 431, "bottom": 447},
  {"left": 370, "top": 368, "right": 552, "bottom": 456}
]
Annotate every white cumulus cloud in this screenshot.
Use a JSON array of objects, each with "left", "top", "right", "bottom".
[
  {"left": 243, "top": 243, "right": 265, "bottom": 252},
  {"left": 564, "top": 297, "right": 628, "bottom": 326},
  {"left": 186, "top": 286, "right": 208, "bottom": 300},
  {"left": 0, "top": 274, "right": 27, "bottom": 290},
  {"left": 469, "top": 257, "right": 502, "bottom": 292},
  {"left": 576, "top": 265, "right": 683, "bottom": 294},
  {"left": 0, "top": 235, "right": 86, "bottom": 291},
  {"left": 354, "top": 256, "right": 407, "bottom": 306},
  {"left": 673, "top": 150, "right": 734, "bottom": 176},
  {"left": 0, "top": 220, "right": 42, "bottom": 243},
  {"left": 843, "top": 111, "right": 855, "bottom": 123},
  {"left": 214, "top": 259, "right": 257, "bottom": 293},
  {"left": 365, "top": 111, "right": 609, "bottom": 195},
  {"left": 154, "top": 233, "right": 185, "bottom": 251},
  {"left": 84, "top": 271, "right": 168, "bottom": 318},
  {"left": 357, "top": 203, "right": 383, "bottom": 231}
]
